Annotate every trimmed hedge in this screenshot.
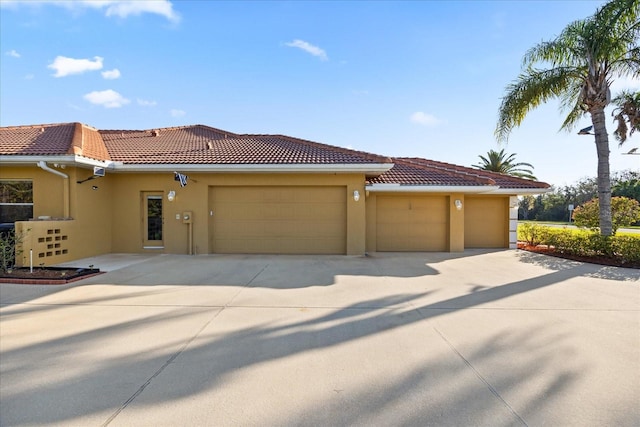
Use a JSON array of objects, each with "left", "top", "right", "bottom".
[{"left": 518, "top": 223, "right": 640, "bottom": 265}]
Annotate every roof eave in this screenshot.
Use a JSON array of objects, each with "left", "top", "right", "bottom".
[
  {"left": 0, "top": 155, "right": 113, "bottom": 168},
  {"left": 488, "top": 187, "right": 552, "bottom": 195},
  {"left": 366, "top": 183, "right": 551, "bottom": 194},
  {"left": 366, "top": 184, "right": 502, "bottom": 193},
  {"left": 108, "top": 163, "right": 394, "bottom": 175}
]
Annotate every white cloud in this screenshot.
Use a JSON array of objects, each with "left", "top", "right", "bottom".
[
  {"left": 138, "top": 98, "right": 157, "bottom": 107},
  {"left": 410, "top": 111, "right": 443, "bottom": 127},
  {"left": 1, "top": 1, "right": 180, "bottom": 22},
  {"left": 83, "top": 89, "right": 130, "bottom": 108},
  {"left": 285, "top": 39, "right": 328, "bottom": 61},
  {"left": 170, "top": 109, "right": 186, "bottom": 117},
  {"left": 101, "top": 68, "right": 121, "bottom": 79},
  {"left": 6, "top": 49, "right": 20, "bottom": 58},
  {"left": 99, "top": 0, "right": 180, "bottom": 22},
  {"left": 48, "top": 55, "right": 103, "bottom": 77}
]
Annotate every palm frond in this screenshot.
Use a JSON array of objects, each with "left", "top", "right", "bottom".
[{"left": 495, "top": 67, "right": 578, "bottom": 142}]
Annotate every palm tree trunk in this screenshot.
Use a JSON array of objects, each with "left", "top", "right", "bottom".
[{"left": 591, "top": 107, "right": 613, "bottom": 236}]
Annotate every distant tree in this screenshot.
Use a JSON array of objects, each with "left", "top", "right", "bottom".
[
  {"left": 518, "top": 170, "right": 640, "bottom": 221},
  {"left": 612, "top": 91, "right": 640, "bottom": 144},
  {"left": 496, "top": 0, "right": 640, "bottom": 236},
  {"left": 473, "top": 149, "right": 537, "bottom": 180},
  {"left": 613, "top": 170, "right": 640, "bottom": 201},
  {"left": 518, "top": 195, "right": 537, "bottom": 220},
  {"left": 573, "top": 197, "right": 640, "bottom": 233}
]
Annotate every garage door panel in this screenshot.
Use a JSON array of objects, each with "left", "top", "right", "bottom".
[
  {"left": 210, "top": 186, "right": 346, "bottom": 254},
  {"left": 376, "top": 196, "right": 448, "bottom": 252},
  {"left": 465, "top": 197, "right": 508, "bottom": 248}
]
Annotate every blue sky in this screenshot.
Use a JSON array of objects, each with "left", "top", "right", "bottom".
[{"left": 1, "top": 0, "right": 638, "bottom": 186}]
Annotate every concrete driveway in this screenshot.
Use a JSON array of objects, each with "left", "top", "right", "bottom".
[{"left": 1, "top": 250, "right": 638, "bottom": 427}]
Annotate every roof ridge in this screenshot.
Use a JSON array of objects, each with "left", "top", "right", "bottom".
[
  {"left": 0, "top": 122, "right": 76, "bottom": 130},
  {"left": 99, "top": 124, "right": 241, "bottom": 138},
  {"left": 255, "top": 133, "right": 393, "bottom": 164},
  {"left": 399, "top": 157, "right": 550, "bottom": 188},
  {"left": 396, "top": 157, "right": 496, "bottom": 185}
]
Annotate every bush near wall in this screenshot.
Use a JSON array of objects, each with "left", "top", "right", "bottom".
[{"left": 518, "top": 223, "right": 640, "bottom": 266}]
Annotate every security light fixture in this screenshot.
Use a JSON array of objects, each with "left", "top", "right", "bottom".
[
  {"left": 353, "top": 190, "right": 360, "bottom": 202},
  {"left": 454, "top": 199, "right": 463, "bottom": 210},
  {"left": 167, "top": 191, "right": 176, "bottom": 202},
  {"left": 578, "top": 126, "right": 594, "bottom": 135}
]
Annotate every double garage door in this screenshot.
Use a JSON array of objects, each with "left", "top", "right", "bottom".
[
  {"left": 210, "top": 186, "right": 346, "bottom": 254},
  {"left": 375, "top": 195, "right": 508, "bottom": 251}
]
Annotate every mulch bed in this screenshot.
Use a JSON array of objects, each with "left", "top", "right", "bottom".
[
  {"left": 518, "top": 243, "right": 640, "bottom": 269},
  {"left": 0, "top": 267, "right": 102, "bottom": 285}
]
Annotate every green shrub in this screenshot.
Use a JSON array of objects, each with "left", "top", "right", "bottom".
[
  {"left": 610, "top": 236, "right": 640, "bottom": 263},
  {"left": 517, "top": 223, "right": 640, "bottom": 265}
]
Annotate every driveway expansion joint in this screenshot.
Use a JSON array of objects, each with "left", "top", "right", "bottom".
[{"left": 433, "top": 326, "right": 529, "bottom": 427}]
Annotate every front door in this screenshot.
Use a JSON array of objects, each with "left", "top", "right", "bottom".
[{"left": 142, "top": 192, "right": 164, "bottom": 248}]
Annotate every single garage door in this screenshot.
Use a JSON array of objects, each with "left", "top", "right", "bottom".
[
  {"left": 376, "top": 196, "right": 448, "bottom": 251},
  {"left": 210, "top": 186, "right": 346, "bottom": 254},
  {"left": 464, "top": 197, "right": 508, "bottom": 248}
]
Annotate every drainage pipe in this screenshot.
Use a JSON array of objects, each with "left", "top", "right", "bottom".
[{"left": 36, "top": 161, "right": 70, "bottom": 218}]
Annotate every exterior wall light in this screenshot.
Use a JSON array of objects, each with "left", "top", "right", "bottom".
[
  {"left": 167, "top": 191, "right": 176, "bottom": 202},
  {"left": 454, "top": 199, "right": 463, "bottom": 210},
  {"left": 353, "top": 190, "right": 360, "bottom": 202}
]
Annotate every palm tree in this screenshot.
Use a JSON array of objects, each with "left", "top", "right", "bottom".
[
  {"left": 496, "top": 0, "right": 639, "bottom": 236},
  {"left": 612, "top": 90, "right": 640, "bottom": 144},
  {"left": 473, "top": 149, "right": 537, "bottom": 180}
]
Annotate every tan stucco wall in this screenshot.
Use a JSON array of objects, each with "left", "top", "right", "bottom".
[
  {"left": 110, "top": 172, "right": 367, "bottom": 255},
  {"left": 3, "top": 164, "right": 113, "bottom": 264}
]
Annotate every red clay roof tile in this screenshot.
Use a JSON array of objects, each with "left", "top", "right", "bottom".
[
  {"left": 0, "top": 123, "right": 77, "bottom": 156},
  {"left": 99, "top": 125, "right": 391, "bottom": 165},
  {"left": 368, "top": 157, "right": 550, "bottom": 190},
  {"left": 1, "top": 123, "right": 550, "bottom": 191}
]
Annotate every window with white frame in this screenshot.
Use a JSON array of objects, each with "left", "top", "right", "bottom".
[{"left": 0, "top": 180, "right": 33, "bottom": 223}]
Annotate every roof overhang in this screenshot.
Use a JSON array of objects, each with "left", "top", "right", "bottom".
[
  {"left": 487, "top": 187, "right": 552, "bottom": 195},
  {"left": 366, "top": 184, "right": 502, "bottom": 193},
  {"left": 365, "top": 183, "right": 550, "bottom": 195},
  {"left": 0, "top": 155, "right": 113, "bottom": 169},
  {"left": 108, "top": 162, "right": 394, "bottom": 175}
]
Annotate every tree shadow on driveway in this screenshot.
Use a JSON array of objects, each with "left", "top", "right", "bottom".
[{"left": 3, "top": 255, "right": 637, "bottom": 426}]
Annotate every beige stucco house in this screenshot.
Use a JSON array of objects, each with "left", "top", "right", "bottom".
[{"left": 0, "top": 122, "right": 549, "bottom": 266}]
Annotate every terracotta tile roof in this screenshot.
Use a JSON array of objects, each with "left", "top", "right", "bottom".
[
  {"left": 0, "top": 122, "right": 111, "bottom": 161},
  {"left": 369, "top": 157, "right": 550, "bottom": 190},
  {"left": 0, "top": 122, "right": 550, "bottom": 191},
  {"left": 0, "top": 123, "right": 77, "bottom": 156},
  {"left": 100, "top": 125, "right": 391, "bottom": 165}
]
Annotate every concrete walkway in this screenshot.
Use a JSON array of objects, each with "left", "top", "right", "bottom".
[{"left": 1, "top": 250, "right": 638, "bottom": 426}]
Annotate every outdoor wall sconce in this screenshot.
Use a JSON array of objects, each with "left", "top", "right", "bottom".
[
  {"left": 454, "top": 199, "right": 463, "bottom": 210},
  {"left": 353, "top": 190, "right": 360, "bottom": 202},
  {"left": 167, "top": 191, "right": 176, "bottom": 202}
]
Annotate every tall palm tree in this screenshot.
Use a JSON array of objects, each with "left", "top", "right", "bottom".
[
  {"left": 473, "top": 149, "right": 537, "bottom": 180},
  {"left": 612, "top": 90, "right": 640, "bottom": 144},
  {"left": 496, "top": 0, "right": 639, "bottom": 236}
]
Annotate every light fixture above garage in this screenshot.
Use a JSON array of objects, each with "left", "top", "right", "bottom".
[
  {"left": 167, "top": 191, "right": 176, "bottom": 202},
  {"left": 353, "top": 190, "right": 360, "bottom": 202},
  {"left": 454, "top": 199, "right": 463, "bottom": 210}
]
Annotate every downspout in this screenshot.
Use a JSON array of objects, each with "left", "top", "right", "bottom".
[{"left": 37, "top": 161, "right": 70, "bottom": 218}]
